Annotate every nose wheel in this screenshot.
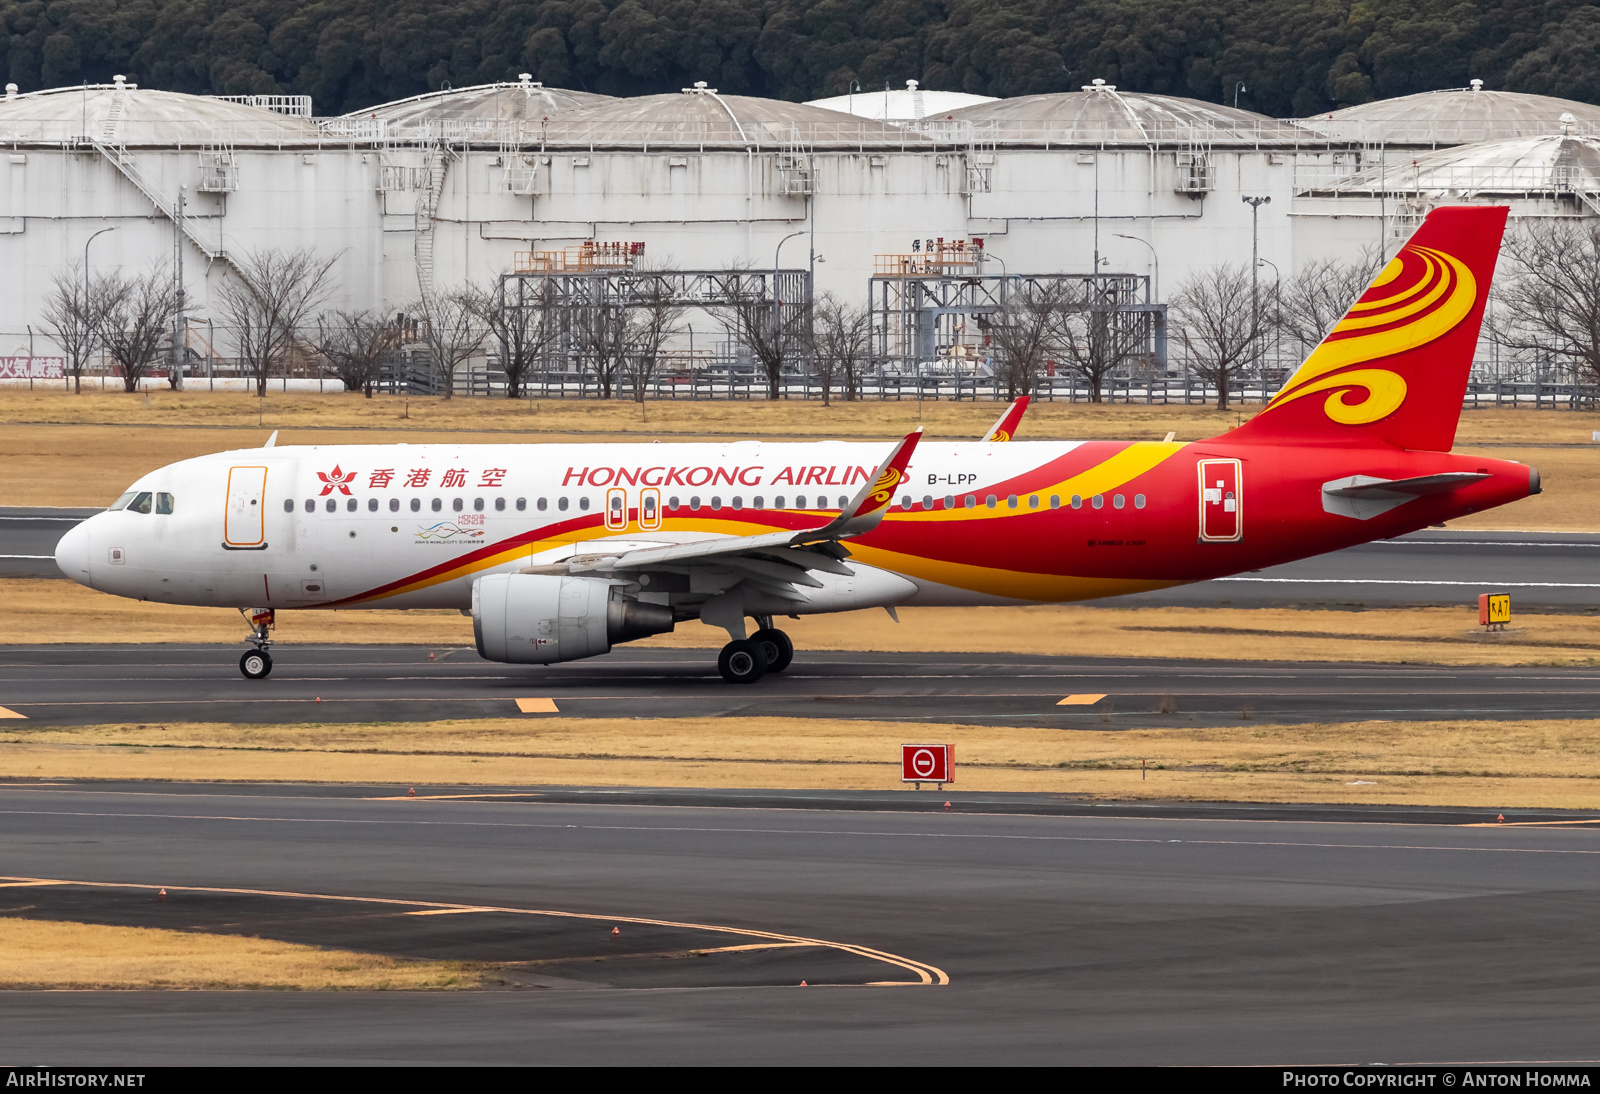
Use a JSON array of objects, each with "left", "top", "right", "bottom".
[{"left": 238, "top": 607, "right": 275, "bottom": 680}]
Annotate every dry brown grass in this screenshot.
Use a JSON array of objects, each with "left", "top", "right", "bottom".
[
  {"left": 4, "top": 577, "right": 1599, "bottom": 666},
  {"left": 0, "top": 915, "right": 479, "bottom": 989},
  {"left": 2, "top": 391, "right": 1588, "bottom": 528},
  {"left": 5, "top": 715, "right": 1599, "bottom": 809}
]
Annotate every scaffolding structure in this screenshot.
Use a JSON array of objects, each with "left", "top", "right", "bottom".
[
  {"left": 869, "top": 269, "right": 1165, "bottom": 378},
  {"left": 497, "top": 267, "right": 812, "bottom": 379}
]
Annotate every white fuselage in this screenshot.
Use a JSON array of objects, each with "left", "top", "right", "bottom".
[{"left": 54, "top": 439, "right": 1088, "bottom": 613}]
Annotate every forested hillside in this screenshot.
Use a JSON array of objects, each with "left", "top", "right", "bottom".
[{"left": 2, "top": 0, "right": 1597, "bottom": 117}]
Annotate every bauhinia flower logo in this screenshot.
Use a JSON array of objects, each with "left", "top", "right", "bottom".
[{"left": 317, "top": 465, "right": 357, "bottom": 496}]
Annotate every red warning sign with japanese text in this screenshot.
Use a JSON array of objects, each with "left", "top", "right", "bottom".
[{"left": 901, "top": 744, "right": 953, "bottom": 783}]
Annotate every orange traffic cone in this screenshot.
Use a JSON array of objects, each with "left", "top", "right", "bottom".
[
  {"left": 611, "top": 927, "right": 620, "bottom": 936},
  {"left": 799, "top": 981, "right": 808, "bottom": 987},
  {"left": 408, "top": 787, "right": 416, "bottom": 797},
  {"left": 158, "top": 888, "right": 167, "bottom": 900},
  {"left": 1497, "top": 813, "right": 1505, "bottom": 824},
  {"left": 944, "top": 801, "right": 952, "bottom": 810}
]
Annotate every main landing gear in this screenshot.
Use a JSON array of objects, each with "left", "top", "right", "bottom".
[
  {"left": 717, "top": 617, "right": 794, "bottom": 684},
  {"left": 238, "top": 607, "right": 274, "bottom": 680}
]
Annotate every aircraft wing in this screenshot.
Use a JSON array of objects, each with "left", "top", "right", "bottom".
[{"left": 534, "top": 428, "right": 923, "bottom": 598}]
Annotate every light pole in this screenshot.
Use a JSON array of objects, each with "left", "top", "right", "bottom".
[
  {"left": 1242, "top": 195, "right": 1270, "bottom": 371},
  {"left": 1113, "top": 232, "right": 1158, "bottom": 303},
  {"left": 84, "top": 226, "right": 118, "bottom": 390},
  {"left": 1257, "top": 256, "right": 1280, "bottom": 394}
]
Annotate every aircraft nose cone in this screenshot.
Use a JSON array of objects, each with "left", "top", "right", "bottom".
[{"left": 55, "top": 519, "right": 92, "bottom": 587}]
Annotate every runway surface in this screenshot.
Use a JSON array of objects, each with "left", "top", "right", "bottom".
[
  {"left": 2, "top": 781, "right": 1598, "bottom": 1064},
  {"left": 4, "top": 644, "right": 1600, "bottom": 727},
  {"left": 6, "top": 506, "right": 1600, "bottom": 608}
]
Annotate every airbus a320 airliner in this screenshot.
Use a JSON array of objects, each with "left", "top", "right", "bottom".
[{"left": 56, "top": 206, "right": 1537, "bottom": 683}]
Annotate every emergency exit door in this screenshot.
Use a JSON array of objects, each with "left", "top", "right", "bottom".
[
  {"left": 1198, "top": 459, "right": 1242, "bottom": 543},
  {"left": 223, "top": 465, "right": 269, "bottom": 549}
]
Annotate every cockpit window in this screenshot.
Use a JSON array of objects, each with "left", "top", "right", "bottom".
[
  {"left": 110, "top": 492, "right": 137, "bottom": 511},
  {"left": 155, "top": 492, "right": 175, "bottom": 515},
  {"left": 127, "top": 492, "right": 153, "bottom": 514}
]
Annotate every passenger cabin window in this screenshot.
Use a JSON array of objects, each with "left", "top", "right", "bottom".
[
  {"left": 452, "top": 498, "right": 463, "bottom": 512},
  {"left": 368, "top": 498, "right": 378, "bottom": 512},
  {"left": 475, "top": 498, "right": 485, "bottom": 512},
  {"left": 431, "top": 498, "right": 442, "bottom": 512},
  {"left": 494, "top": 498, "right": 505, "bottom": 512},
  {"left": 944, "top": 496, "right": 955, "bottom": 509},
  {"left": 389, "top": 498, "right": 399, "bottom": 512},
  {"left": 1134, "top": 494, "right": 1147, "bottom": 509},
  {"left": 558, "top": 497, "right": 569, "bottom": 512},
  {"left": 325, "top": 498, "right": 337, "bottom": 513},
  {"left": 923, "top": 495, "right": 934, "bottom": 509},
  {"left": 410, "top": 498, "right": 421, "bottom": 512},
  {"left": 578, "top": 497, "right": 590, "bottom": 511},
  {"left": 794, "top": 496, "right": 806, "bottom": 509},
  {"left": 283, "top": 499, "right": 294, "bottom": 513},
  {"left": 347, "top": 497, "right": 357, "bottom": 512},
  {"left": 304, "top": 499, "right": 315, "bottom": 514},
  {"left": 1092, "top": 495, "right": 1105, "bottom": 510},
  {"left": 669, "top": 496, "right": 681, "bottom": 509},
  {"left": 155, "top": 492, "right": 174, "bottom": 515},
  {"left": 1113, "top": 494, "right": 1125, "bottom": 510},
  {"left": 773, "top": 496, "right": 785, "bottom": 509}
]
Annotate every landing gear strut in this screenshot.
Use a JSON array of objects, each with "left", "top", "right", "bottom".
[{"left": 238, "top": 607, "right": 274, "bottom": 680}]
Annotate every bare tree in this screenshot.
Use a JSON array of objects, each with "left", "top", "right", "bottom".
[
  {"left": 983, "top": 279, "right": 1063, "bottom": 399},
  {"left": 1171, "top": 262, "right": 1261, "bottom": 410},
  {"left": 710, "top": 266, "right": 809, "bottom": 400},
  {"left": 1051, "top": 278, "right": 1149, "bottom": 403},
  {"left": 1276, "top": 251, "right": 1385, "bottom": 356},
  {"left": 469, "top": 276, "right": 558, "bottom": 399},
  {"left": 416, "top": 287, "right": 489, "bottom": 398},
  {"left": 213, "top": 248, "right": 339, "bottom": 396},
  {"left": 97, "top": 265, "right": 181, "bottom": 393},
  {"left": 624, "top": 271, "right": 686, "bottom": 402},
  {"left": 39, "top": 263, "right": 110, "bottom": 394},
  {"left": 572, "top": 286, "right": 632, "bottom": 399},
  {"left": 811, "top": 292, "right": 871, "bottom": 406},
  {"left": 1488, "top": 220, "right": 1600, "bottom": 385},
  {"left": 310, "top": 310, "right": 401, "bottom": 398}
]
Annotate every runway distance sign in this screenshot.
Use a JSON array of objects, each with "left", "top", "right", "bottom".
[{"left": 902, "top": 743, "right": 953, "bottom": 784}]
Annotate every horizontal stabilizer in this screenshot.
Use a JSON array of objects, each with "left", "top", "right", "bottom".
[{"left": 1322, "top": 472, "right": 1489, "bottom": 520}]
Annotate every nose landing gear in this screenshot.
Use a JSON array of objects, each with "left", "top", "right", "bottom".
[{"left": 238, "top": 607, "right": 274, "bottom": 679}]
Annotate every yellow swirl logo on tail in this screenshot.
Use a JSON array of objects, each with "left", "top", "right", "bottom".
[{"left": 1265, "top": 245, "right": 1477, "bottom": 426}]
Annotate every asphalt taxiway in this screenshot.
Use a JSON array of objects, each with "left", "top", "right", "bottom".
[
  {"left": 2, "top": 781, "right": 1598, "bottom": 1064},
  {"left": 4, "top": 644, "right": 1600, "bottom": 727},
  {"left": 7, "top": 507, "right": 1600, "bottom": 609}
]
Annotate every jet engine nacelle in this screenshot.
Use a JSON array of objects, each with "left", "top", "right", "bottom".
[{"left": 472, "top": 573, "right": 674, "bottom": 664}]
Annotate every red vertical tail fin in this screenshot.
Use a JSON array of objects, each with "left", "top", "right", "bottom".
[{"left": 1220, "top": 205, "right": 1508, "bottom": 451}]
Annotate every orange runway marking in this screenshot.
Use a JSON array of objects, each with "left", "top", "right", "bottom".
[
  {"left": 515, "top": 697, "right": 559, "bottom": 714},
  {"left": 0, "top": 706, "right": 26, "bottom": 719},
  {"left": 1057, "top": 694, "right": 1107, "bottom": 706}
]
